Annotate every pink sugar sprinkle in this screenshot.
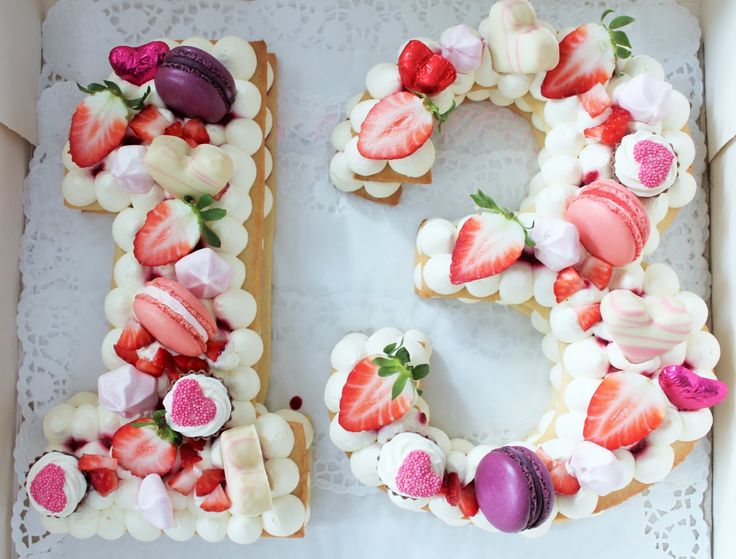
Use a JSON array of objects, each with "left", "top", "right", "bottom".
[
  {"left": 171, "top": 378, "right": 217, "bottom": 427},
  {"left": 395, "top": 450, "right": 442, "bottom": 498},
  {"left": 29, "top": 463, "right": 67, "bottom": 513},
  {"left": 633, "top": 139, "right": 674, "bottom": 188}
]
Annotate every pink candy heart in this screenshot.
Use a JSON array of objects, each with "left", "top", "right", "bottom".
[
  {"left": 633, "top": 139, "right": 674, "bottom": 189},
  {"left": 29, "top": 463, "right": 67, "bottom": 514},
  {"left": 658, "top": 365, "right": 728, "bottom": 410},
  {"left": 109, "top": 41, "right": 170, "bottom": 86},
  {"left": 395, "top": 450, "right": 443, "bottom": 498},
  {"left": 170, "top": 378, "right": 217, "bottom": 427}
]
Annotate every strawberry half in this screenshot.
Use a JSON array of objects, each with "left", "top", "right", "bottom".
[
  {"left": 135, "top": 346, "right": 173, "bottom": 378},
  {"left": 69, "top": 81, "right": 149, "bottom": 168},
  {"left": 583, "top": 373, "right": 666, "bottom": 450},
  {"left": 357, "top": 91, "right": 433, "bottom": 160},
  {"left": 458, "top": 481, "right": 479, "bottom": 518},
  {"left": 450, "top": 190, "right": 531, "bottom": 285},
  {"left": 579, "top": 83, "right": 611, "bottom": 117},
  {"left": 133, "top": 195, "right": 226, "bottom": 267},
  {"left": 183, "top": 119, "right": 210, "bottom": 147},
  {"left": 200, "top": 484, "right": 231, "bottom": 513},
  {"left": 536, "top": 450, "right": 580, "bottom": 496},
  {"left": 78, "top": 454, "right": 118, "bottom": 472},
  {"left": 129, "top": 105, "right": 171, "bottom": 142},
  {"left": 114, "top": 319, "right": 154, "bottom": 365},
  {"left": 89, "top": 469, "right": 119, "bottom": 497},
  {"left": 574, "top": 302, "right": 602, "bottom": 331},
  {"left": 442, "top": 472, "right": 461, "bottom": 506},
  {"left": 554, "top": 267, "right": 586, "bottom": 303},
  {"left": 578, "top": 255, "right": 613, "bottom": 290},
  {"left": 338, "top": 340, "right": 429, "bottom": 432},
  {"left": 179, "top": 440, "right": 204, "bottom": 469},
  {"left": 584, "top": 106, "right": 632, "bottom": 146},
  {"left": 398, "top": 40, "right": 457, "bottom": 96},
  {"left": 111, "top": 412, "right": 180, "bottom": 478},
  {"left": 195, "top": 468, "right": 226, "bottom": 497},
  {"left": 167, "top": 467, "right": 201, "bottom": 496}
]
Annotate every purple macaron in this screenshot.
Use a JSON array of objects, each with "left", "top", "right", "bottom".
[
  {"left": 154, "top": 46, "right": 236, "bottom": 123},
  {"left": 474, "top": 446, "right": 555, "bottom": 533}
]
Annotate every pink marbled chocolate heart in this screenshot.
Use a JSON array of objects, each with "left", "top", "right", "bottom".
[
  {"left": 395, "top": 450, "right": 442, "bottom": 498},
  {"left": 109, "top": 41, "right": 170, "bottom": 86},
  {"left": 658, "top": 365, "right": 728, "bottom": 410},
  {"left": 29, "top": 463, "right": 67, "bottom": 514},
  {"left": 170, "top": 378, "right": 217, "bottom": 427}
]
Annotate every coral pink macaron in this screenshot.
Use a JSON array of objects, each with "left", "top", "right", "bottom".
[
  {"left": 133, "top": 277, "right": 216, "bottom": 357},
  {"left": 565, "top": 179, "right": 650, "bottom": 267}
]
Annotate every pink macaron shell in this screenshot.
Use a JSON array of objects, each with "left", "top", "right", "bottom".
[
  {"left": 565, "top": 180, "right": 650, "bottom": 267},
  {"left": 133, "top": 278, "right": 216, "bottom": 357}
]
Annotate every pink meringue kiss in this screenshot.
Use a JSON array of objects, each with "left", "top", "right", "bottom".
[
  {"left": 530, "top": 217, "right": 581, "bottom": 272},
  {"left": 440, "top": 24, "right": 484, "bottom": 73},
  {"left": 395, "top": 449, "right": 443, "bottom": 498},
  {"left": 98, "top": 364, "right": 159, "bottom": 418},
  {"left": 174, "top": 248, "right": 233, "bottom": 299},
  {"left": 614, "top": 74, "right": 672, "bottom": 125},
  {"left": 136, "top": 473, "right": 174, "bottom": 529},
  {"left": 109, "top": 41, "right": 170, "bottom": 86},
  {"left": 633, "top": 140, "right": 675, "bottom": 189},
  {"left": 110, "top": 145, "right": 155, "bottom": 194},
  {"left": 658, "top": 365, "right": 728, "bottom": 410}
]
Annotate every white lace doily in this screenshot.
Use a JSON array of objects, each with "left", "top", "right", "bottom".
[{"left": 14, "top": 0, "right": 709, "bottom": 557}]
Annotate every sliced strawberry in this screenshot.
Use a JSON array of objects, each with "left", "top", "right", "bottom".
[
  {"left": 541, "top": 23, "right": 615, "bottom": 99},
  {"left": 205, "top": 329, "right": 229, "bottom": 362},
  {"left": 180, "top": 441, "right": 204, "bottom": 469},
  {"left": 164, "top": 121, "right": 184, "bottom": 137},
  {"left": 584, "top": 106, "right": 632, "bottom": 146},
  {"left": 338, "top": 357, "right": 414, "bottom": 432},
  {"left": 111, "top": 416, "right": 179, "bottom": 478},
  {"left": 129, "top": 105, "right": 170, "bottom": 142},
  {"left": 89, "top": 468, "right": 119, "bottom": 497},
  {"left": 199, "top": 484, "right": 231, "bottom": 512},
  {"left": 69, "top": 82, "right": 146, "bottom": 168},
  {"left": 357, "top": 91, "right": 433, "bottom": 160},
  {"left": 78, "top": 454, "right": 118, "bottom": 472},
  {"left": 584, "top": 373, "right": 666, "bottom": 450},
  {"left": 195, "top": 468, "right": 226, "bottom": 497},
  {"left": 135, "top": 347, "right": 173, "bottom": 378},
  {"left": 133, "top": 199, "right": 201, "bottom": 266},
  {"left": 578, "top": 255, "right": 613, "bottom": 289},
  {"left": 554, "top": 267, "right": 586, "bottom": 303},
  {"left": 458, "top": 481, "right": 479, "bottom": 518},
  {"left": 167, "top": 467, "right": 200, "bottom": 496},
  {"left": 114, "top": 320, "right": 154, "bottom": 365},
  {"left": 398, "top": 40, "right": 457, "bottom": 96},
  {"left": 575, "top": 302, "right": 602, "bottom": 331},
  {"left": 443, "top": 472, "right": 461, "bottom": 506},
  {"left": 173, "top": 355, "right": 209, "bottom": 375},
  {"left": 579, "top": 83, "right": 611, "bottom": 117},
  {"left": 450, "top": 213, "right": 525, "bottom": 284},
  {"left": 183, "top": 118, "right": 210, "bottom": 146},
  {"left": 536, "top": 450, "right": 580, "bottom": 496}
]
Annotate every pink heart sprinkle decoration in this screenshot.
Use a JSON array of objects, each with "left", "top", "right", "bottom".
[
  {"left": 170, "top": 378, "right": 217, "bottom": 427},
  {"left": 633, "top": 139, "right": 674, "bottom": 188},
  {"left": 29, "top": 463, "right": 67, "bottom": 514},
  {"left": 658, "top": 365, "right": 728, "bottom": 410},
  {"left": 108, "top": 41, "right": 170, "bottom": 86},
  {"left": 395, "top": 450, "right": 443, "bottom": 498}
]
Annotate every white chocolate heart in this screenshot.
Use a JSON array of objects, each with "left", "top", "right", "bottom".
[
  {"left": 484, "top": 0, "right": 559, "bottom": 74},
  {"left": 600, "top": 290, "right": 693, "bottom": 364},
  {"left": 220, "top": 425, "right": 272, "bottom": 516},
  {"left": 144, "top": 135, "right": 233, "bottom": 198}
]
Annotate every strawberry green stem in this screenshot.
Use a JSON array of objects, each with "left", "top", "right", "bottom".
[{"left": 470, "top": 189, "right": 535, "bottom": 248}]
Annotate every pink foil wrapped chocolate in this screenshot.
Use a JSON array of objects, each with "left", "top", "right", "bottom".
[
  {"left": 658, "top": 364, "right": 728, "bottom": 410},
  {"left": 174, "top": 248, "right": 233, "bottom": 299},
  {"left": 109, "top": 41, "right": 170, "bottom": 86}
]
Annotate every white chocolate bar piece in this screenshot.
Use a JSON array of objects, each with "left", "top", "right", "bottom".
[{"left": 221, "top": 425, "right": 272, "bottom": 516}]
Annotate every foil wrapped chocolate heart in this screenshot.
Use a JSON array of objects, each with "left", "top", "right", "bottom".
[
  {"left": 109, "top": 41, "right": 170, "bottom": 86},
  {"left": 658, "top": 365, "right": 728, "bottom": 410}
]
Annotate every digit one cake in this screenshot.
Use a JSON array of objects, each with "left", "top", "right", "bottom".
[
  {"left": 326, "top": 0, "right": 728, "bottom": 535},
  {"left": 25, "top": 37, "right": 313, "bottom": 544}
]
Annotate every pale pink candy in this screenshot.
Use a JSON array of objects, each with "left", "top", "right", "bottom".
[
  {"left": 530, "top": 217, "right": 581, "bottom": 272},
  {"left": 568, "top": 441, "right": 625, "bottom": 496},
  {"left": 175, "top": 248, "right": 233, "bottom": 299},
  {"left": 110, "top": 145, "right": 155, "bottom": 194},
  {"left": 658, "top": 365, "right": 728, "bottom": 410},
  {"left": 170, "top": 378, "right": 217, "bottom": 427},
  {"left": 98, "top": 364, "right": 158, "bottom": 418},
  {"left": 29, "top": 463, "right": 67, "bottom": 514},
  {"left": 109, "top": 41, "right": 170, "bottom": 86},
  {"left": 633, "top": 140, "right": 675, "bottom": 189},
  {"left": 395, "top": 449, "right": 443, "bottom": 498},
  {"left": 136, "top": 474, "right": 174, "bottom": 529},
  {"left": 600, "top": 290, "right": 693, "bottom": 364},
  {"left": 440, "top": 24, "right": 484, "bottom": 73},
  {"left": 614, "top": 74, "right": 672, "bottom": 125}
]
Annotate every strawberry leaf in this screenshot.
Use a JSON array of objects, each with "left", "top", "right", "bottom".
[
  {"left": 378, "top": 366, "right": 400, "bottom": 377},
  {"left": 609, "top": 15, "right": 635, "bottom": 29},
  {"left": 373, "top": 357, "right": 396, "bottom": 367},
  {"left": 611, "top": 31, "right": 631, "bottom": 48},
  {"left": 616, "top": 47, "right": 632, "bottom": 59},
  {"left": 470, "top": 189, "right": 535, "bottom": 248},
  {"left": 197, "top": 194, "right": 215, "bottom": 210},
  {"left": 411, "top": 364, "right": 430, "bottom": 380},
  {"left": 391, "top": 375, "right": 408, "bottom": 400},
  {"left": 395, "top": 347, "right": 410, "bottom": 364},
  {"left": 600, "top": 8, "right": 615, "bottom": 22},
  {"left": 202, "top": 225, "right": 221, "bottom": 248},
  {"left": 383, "top": 342, "right": 398, "bottom": 355},
  {"left": 200, "top": 208, "right": 227, "bottom": 222}
]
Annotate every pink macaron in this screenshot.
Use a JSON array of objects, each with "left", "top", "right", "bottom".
[
  {"left": 565, "top": 179, "right": 650, "bottom": 267},
  {"left": 133, "top": 277, "right": 216, "bottom": 357}
]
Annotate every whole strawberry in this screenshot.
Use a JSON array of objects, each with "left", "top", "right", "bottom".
[
  {"left": 398, "top": 40, "right": 457, "bottom": 96},
  {"left": 69, "top": 80, "right": 149, "bottom": 168}
]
